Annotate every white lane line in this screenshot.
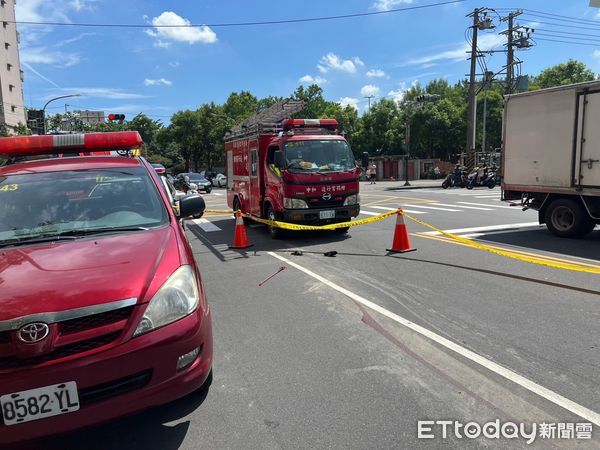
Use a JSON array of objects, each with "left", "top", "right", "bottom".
[
  {"left": 360, "top": 210, "right": 381, "bottom": 216},
  {"left": 212, "top": 192, "right": 224, "bottom": 196},
  {"left": 371, "top": 206, "right": 428, "bottom": 215},
  {"left": 420, "top": 222, "right": 541, "bottom": 236},
  {"left": 476, "top": 196, "right": 499, "bottom": 199},
  {"left": 268, "top": 251, "right": 600, "bottom": 426},
  {"left": 431, "top": 203, "right": 493, "bottom": 211},
  {"left": 402, "top": 204, "right": 462, "bottom": 212},
  {"left": 458, "top": 201, "right": 521, "bottom": 210},
  {"left": 192, "top": 218, "right": 222, "bottom": 232}
]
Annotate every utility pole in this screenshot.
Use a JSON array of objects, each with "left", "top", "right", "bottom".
[
  {"left": 502, "top": 10, "right": 526, "bottom": 95},
  {"left": 466, "top": 8, "right": 480, "bottom": 167},
  {"left": 404, "top": 122, "right": 411, "bottom": 186},
  {"left": 481, "top": 92, "right": 487, "bottom": 159},
  {"left": 364, "top": 96, "right": 374, "bottom": 112}
]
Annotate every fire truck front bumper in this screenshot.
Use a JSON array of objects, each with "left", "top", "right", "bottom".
[{"left": 282, "top": 205, "right": 360, "bottom": 224}]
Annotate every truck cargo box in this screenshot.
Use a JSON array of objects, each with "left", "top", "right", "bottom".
[{"left": 503, "top": 80, "right": 600, "bottom": 195}]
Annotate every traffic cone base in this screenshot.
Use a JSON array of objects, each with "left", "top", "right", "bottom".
[
  {"left": 229, "top": 212, "right": 253, "bottom": 249},
  {"left": 387, "top": 212, "right": 416, "bottom": 253}
]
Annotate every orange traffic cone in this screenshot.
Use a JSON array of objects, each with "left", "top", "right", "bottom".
[
  {"left": 229, "top": 211, "right": 253, "bottom": 249},
  {"left": 387, "top": 210, "right": 416, "bottom": 253}
]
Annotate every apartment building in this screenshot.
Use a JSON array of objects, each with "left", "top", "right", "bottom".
[{"left": 0, "top": 0, "right": 25, "bottom": 130}]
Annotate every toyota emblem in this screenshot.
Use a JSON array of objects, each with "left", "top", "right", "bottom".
[
  {"left": 17, "top": 323, "right": 50, "bottom": 343},
  {"left": 322, "top": 192, "right": 332, "bottom": 201}
]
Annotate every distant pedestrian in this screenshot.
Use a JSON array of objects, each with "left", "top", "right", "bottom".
[{"left": 369, "top": 163, "right": 377, "bottom": 184}]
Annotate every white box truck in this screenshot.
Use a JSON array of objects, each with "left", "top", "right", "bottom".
[{"left": 502, "top": 81, "right": 600, "bottom": 237}]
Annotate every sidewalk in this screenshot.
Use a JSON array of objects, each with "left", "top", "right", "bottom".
[{"left": 361, "top": 179, "right": 442, "bottom": 190}]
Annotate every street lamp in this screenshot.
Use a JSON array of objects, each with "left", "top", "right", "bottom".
[{"left": 42, "top": 94, "right": 81, "bottom": 135}]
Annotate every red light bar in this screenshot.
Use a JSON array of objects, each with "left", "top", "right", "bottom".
[
  {"left": 282, "top": 119, "right": 338, "bottom": 130},
  {"left": 0, "top": 131, "right": 143, "bottom": 157}
]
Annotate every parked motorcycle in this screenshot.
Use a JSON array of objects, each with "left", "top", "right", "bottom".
[
  {"left": 442, "top": 166, "right": 467, "bottom": 189},
  {"left": 466, "top": 166, "right": 496, "bottom": 189}
]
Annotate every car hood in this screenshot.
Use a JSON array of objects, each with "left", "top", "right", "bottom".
[{"left": 0, "top": 226, "right": 182, "bottom": 321}]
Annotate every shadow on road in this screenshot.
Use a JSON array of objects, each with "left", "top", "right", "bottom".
[
  {"left": 18, "top": 383, "right": 211, "bottom": 450},
  {"left": 186, "top": 216, "right": 353, "bottom": 261},
  {"left": 476, "top": 228, "right": 600, "bottom": 262}
]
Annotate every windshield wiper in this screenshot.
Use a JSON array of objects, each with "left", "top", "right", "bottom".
[
  {"left": 0, "top": 234, "right": 78, "bottom": 248},
  {"left": 58, "top": 226, "right": 149, "bottom": 237}
]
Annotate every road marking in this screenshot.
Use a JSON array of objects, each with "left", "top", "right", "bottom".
[
  {"left": 212, "top": 192, "right": 224, "bottom": 196},
  {"left": 371, "top": 206, "right": 427, "bottom": 215},
  {"left": 192, "top": 218, "right": 222, "bottom": 232},
  {"left": 420, "top": 222, "right": 541, "bottom": 236},
  {"left": 402, "top": 204, "right": 462, "bottom": 212},
  {"left": 430, "top": 203, "right": 493, "bottom": 211},
  {"left": 476, "top": 195, "right": 499, "bottom": 199},
  {"left": 458, "top": 201, "right": 521, "bottom": 210},
  {"left": 268, "top": 251, "right": 600, "bottom": 426},
  {"left": 359, "top": 210, "right": 381, "bottom": 216}
]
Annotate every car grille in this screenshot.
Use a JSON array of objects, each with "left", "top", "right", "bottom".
[
  {"left": 60, "top": 307, "right": 133, "bottom": 335},
  {"left": 0, "top": 305, "right": 134, "bottom": 371},
  {"left": 0, "top": 332, "right": 121, "bottom": 370}
]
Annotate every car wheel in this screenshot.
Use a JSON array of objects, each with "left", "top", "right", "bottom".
[
  {"left": 266, "top": 204, "right": 283, "bottom": 239},
  {"left": 205, "top": 187, "right": 212, "bottom": 194},
  {"left": 545, "top": 198, "right": 594, "bottom": 238}
]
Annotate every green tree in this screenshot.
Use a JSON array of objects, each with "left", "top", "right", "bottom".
[
  {"left": 223, "top": 91, "right": 259, "bottom": 122},
  {"left": 530, "top": 59, "right": 597, "bottom": 89}
]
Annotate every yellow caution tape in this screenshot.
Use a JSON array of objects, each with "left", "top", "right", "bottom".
[
  {"left": 249, "top": 209, "right": 398, "bottom": 231},
  {"left": 404, "top": 213, "right": 600, "bottom": 275},
  {"left": 204, "top": 209, "right": 237, "bottom": 214}
]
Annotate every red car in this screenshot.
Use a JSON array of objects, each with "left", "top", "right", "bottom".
[{"left": 0, "top": 132, "right": 212, "bottom": 445}]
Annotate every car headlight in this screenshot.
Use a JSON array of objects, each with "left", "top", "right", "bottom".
[
  {"left": 343, "top": 194, "right": 360, "bottom": 206},
  {"left": 134, "top": 265, "right": 199, "bottom": 336},
  {"left": 283, "top": 197, "right": 309, "bottom": 209}
]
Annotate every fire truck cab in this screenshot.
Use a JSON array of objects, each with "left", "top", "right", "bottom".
[{"left": 225, "top": 100, "right": 360, "bottom": 237}]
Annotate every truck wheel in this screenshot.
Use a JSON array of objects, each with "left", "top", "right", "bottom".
[
  {"left": 545, "top": 199, "right": 594, "bottom": 238},
  {"left": 266, "top": 204, "right": 283, "bottom": 239}
]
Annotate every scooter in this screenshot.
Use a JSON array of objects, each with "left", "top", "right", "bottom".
[
  {"left": 466, "top": 167, "right": 496, "bottom": 189},
  {"left": 441, "top": 167, "right": 467, "bottom": 189}
]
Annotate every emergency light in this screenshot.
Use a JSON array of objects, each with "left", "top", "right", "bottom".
[
  {"left": 282, "top": 119, "right": 338, "bottom": 131},
  {"left": 0, "top": 131, "right": 143, "bottom": 157}
]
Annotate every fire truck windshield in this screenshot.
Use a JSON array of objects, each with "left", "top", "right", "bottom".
[
  {"left": 0, "top": 167, "right": 168, "bottom": 247},
  {"left": 284, "top": 140, "right": 355, "bottom": 173}
]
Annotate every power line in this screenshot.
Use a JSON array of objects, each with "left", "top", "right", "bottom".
[
  {"left": 534, "top": 31, "right": 600, "bottom": 43},
  {"left": 520, "top": 18, "right": 600, "bottom": 31},
  {"left": 522, "top": 9, "right": 600, "bottom": 26},
  {"left": 533, "top": 37, "right": 600, "bottom": 47},
  {"left": 10, "top": 0, "right": 466, "bottom": 28},
  {"left": 536, "top": 28, "right": 600, "bottom": 38}
]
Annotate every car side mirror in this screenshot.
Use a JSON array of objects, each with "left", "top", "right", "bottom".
[
  {"left": 179, "top": 194, "right": 206, "bottom": 219},
  {"left": 274, "top": 151, "right": 285, "bottom": 169}
]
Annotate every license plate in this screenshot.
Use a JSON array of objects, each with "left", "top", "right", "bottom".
[
  {"left": 319, "top": 210, "right": 335, "bottom": 220},
  {"left": 1, "top": 382, "right": 79, "bottom": 426}
]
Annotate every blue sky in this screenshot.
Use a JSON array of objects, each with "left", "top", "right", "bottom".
[{"left": 16, "top": 0, "right": 600, "bottom": 122}]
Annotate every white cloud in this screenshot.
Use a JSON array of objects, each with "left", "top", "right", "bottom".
[
  {"left": 594, "top": 50, "right": 600, "bottom": 59},
  {"left": 70, "top": 0, "right": 98, "bottom": 11},
  {"left": 366, "top": 69, "right": 386, "bottom": 78},
  {"left": 387, "top": 89, "right": 406, "bottom": 103},
  {"left": 169, "top": 61, "right": 181, "bottom": 68},
  {"left": 22, "top": 62, "right": 61, "bottom": 88},
  {"left": 146, "top": 11, "right": 217, "bottom": 45},
  {"left": 339, "top": 97, "right": 360, "bottom": 110},
  {"left": 404, "top": 34, "right": 505, "bottom": 66},
  {"left": 144, "top": 78, "right": 172, "bottom": 86},
  {"left": 299, "top": 75, "right": 327, "bottom": 85},
  {"left": 51, "top": 88, "right": 150, "bottom": 100},
  {"left": 317, "top": 53, "right": 364, "bottom": 74},
  {"left": 372, "top": 0, "right": 414, "bottom": 12},
  {"left": 21, "top": 48, "right": 81, "bottom": 67},
  {"left": 360, "top": 84, "right": 381, "bottom": 97},
  {"left": 153, "top": 40, "right": 171, "bottom": 49},
  {"left": 56, "top": 33, "right": 96, "bottom": 47}
]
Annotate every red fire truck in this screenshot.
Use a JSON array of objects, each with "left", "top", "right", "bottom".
[{"left": 225, "top": 100, "right": 361, "bottom": 237}]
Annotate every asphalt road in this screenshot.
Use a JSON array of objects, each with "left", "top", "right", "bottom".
[{"left": 35, "top": 183, "right": 600, "bottom": 450}]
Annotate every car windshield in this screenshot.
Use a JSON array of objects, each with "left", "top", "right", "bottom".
[
  {"left": 284, "top": 140, "right": 355, "bottom": 173},
  {"left": 0, "top": 167, "right": 168, "bottom": 245}
]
